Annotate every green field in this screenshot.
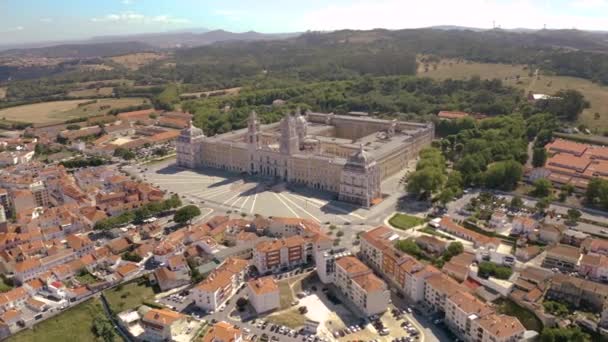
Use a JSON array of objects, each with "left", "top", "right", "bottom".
[
  {"left": 495, "top": 298, "right": 543, "bottom": 332},
  {"left": 104, "top": 277, "right": 157, "bottom": 313},
  {"left": 389, "top": 213, "right": 426, "bottom": 230},
  {"left": 421, "top": 58, "right": 608, "bottom": 132},
  {"left": 8, "top": 299, "right": 102, "bottom": 342},
  {"left": 0, "top": 97, "right": 148, "bottom": 124}
]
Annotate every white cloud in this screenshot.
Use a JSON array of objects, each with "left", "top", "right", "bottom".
[
  {"left": 91, "top": 12, "right": 189, "bottom": 25},
  {"left": 570, "top": 0, "right": 608, "bottom": 8},
  {"left": 0, "top": 26, "right": 24, "bottom": 33},
  {"left": 121, "top": 0, "right": 134, "bottom": 4},
  {"left": 300, "top": 0, "right": 608, "bottom": 31}
]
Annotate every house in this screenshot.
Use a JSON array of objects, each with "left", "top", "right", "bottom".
[
  {"left": 116, "top": 263, "right": 140, "bottom": 280},
  {"left": 153, "top": 255, "right": 191, "bottom": 292},
  {"left": 583, "top": 238, "right": 608, "bottom": 256},
  {"left": 192, "top": 258, "right": 248, "bottom": 312},
  {"left": 579, "top": 254, "right": 608, "bottom": 282},
  {"left": 247, "top": 276, "right": 280, "bottom": 314},
  {"left": 438, "top": 217, "right": 500, "bottom": 248},
  {"left": 515, "top": 245, "right": 542, "bottom": 262},
  {"left": 511, "top": 217, "right": 538, "bottom": 236},
  {"left": 141, "top": 308, "right": 187, "bottom": 342},
  {"left": 202, "top": 321, "right": 243, "bottom": 342},
  {"left": 489, "top": 212, "right": 507, "bottom": 229},
  {"left": 415, "top": 235, "right": 447, "bottom": 255},
  {"left": 561, "top": 229, "right": 589, "bottom": 247},
  {"left": 542, "top": 244, "right": 581, "bottom": 273},
  {"left": 538, "top": 224, "right": 565, "bottom": 244}
]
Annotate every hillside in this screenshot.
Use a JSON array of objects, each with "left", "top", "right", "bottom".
[{"left": 0, "top": 41, "right": 154, "bottom": 59}]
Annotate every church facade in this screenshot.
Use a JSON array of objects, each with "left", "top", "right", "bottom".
[{"left": 176, "top": 111, "right": 433, "bottom": 207}]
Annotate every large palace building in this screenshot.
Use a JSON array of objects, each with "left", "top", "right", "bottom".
[{"left": 176, "top": 111, "right": 433, "bottom": 207}]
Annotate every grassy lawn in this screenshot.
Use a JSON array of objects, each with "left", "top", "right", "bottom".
[
  {"left": 495, "top": 298, "right": 543, "bottom": 332},
  {"left": 8, "top": 299, "right": 102, "bottom": 342},
  {"left": 266, "top": 308, "right": 307, "bottom": 329},
  {"left": 0, "top": 276, "right": 13, "bottom": 292},
  {"left": 419, "top": 227, "right": 455, "bottom": 240},
  {"left": 389, "top": 213, "right": 425, "bottom": 230},
  {"left": 104, "top": 277, "right": 157, "bottom": 313},
  {"left": 74, "top": 272, "right": 97, "bottom": 285},
  {"left": 421, "top": 57, "right": 608, "bottom": 132},
  {"left": 0, "top": 97, "right": 149, "bottom": 124},
  {"left": 278, "top": 280, "right": 294, "bottom": 310}
]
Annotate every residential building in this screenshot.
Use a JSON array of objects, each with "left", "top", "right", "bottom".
[
  {"left": 253, "top": 236, "right": 311, "bottom": 274},
  {"left": 469, "top": 313, "right": 526, "bottom": 342},
  {"left": 547, "top": 274, "right": 608, "bottom": 311},
  {"left": 415, "top": 235, "right": 447, "bottom": 255},
  {"left": 192, "top": 258, "right": 249, "bottom": 312},
  {"left": 333, "top": 256, "right": 390, "bottom": 316},
  {"left": 511, "top": 216, "right": 538, "bottom": 236},
  {"left": 444, "top": 291, "right": 494, "bottom": 339},
  {"left": 141, "top": 308, "right": 187, "bottom": 342},
  {"left": 438, "top": 217, "right": 500, "bottom": 248},
  {"left": 202, "top": 321, "right": 243, "bottom": 342},
  {"left": 247, "top": 276, "right": 280, "bottom": 314},
  {"left": 541, "top": 244, "right": 581, "bottom": 272},
  {"left": 579, "top": 254, "right": 608, "bottom": 282}
]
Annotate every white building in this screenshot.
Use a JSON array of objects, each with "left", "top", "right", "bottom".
[
  {"left": 192, "top": 258, "right": 249, "bottom": 312},
  {"left": 247, "top": 276, "right": 280, "bottom": 314},
  {"left": 333, "top": 256, "right": 390, "bottom": 316},
  {"left": 141, "top": 308, "right": 187, "bottom": 342}
]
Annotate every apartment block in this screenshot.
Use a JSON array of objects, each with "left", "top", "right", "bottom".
[
  {"left": 253, "top": 236, "right": 311, "bottom": 274},
  {"left": 247, "top": 276, "right": 280, "bottom": 314},
  {"left": 192, "top": 258, "right": 249, "bottom": 312},
  {"left": 333, "top": 256, "right": 390, "bottom": 316}
]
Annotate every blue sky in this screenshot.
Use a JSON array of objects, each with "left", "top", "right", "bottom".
[{"left": 1, "top": 0, "right": 607, "bottom": 45}]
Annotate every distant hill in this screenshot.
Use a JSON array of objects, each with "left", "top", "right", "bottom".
[
  {"left": 89, "top": 29, "right": 299, "bottom": 48},
  {"left": 0, "top": 41, "right": 155, "bottom": 58}
]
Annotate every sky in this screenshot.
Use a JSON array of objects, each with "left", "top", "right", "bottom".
[{"left": 1, "top": 0, "right": 608, "bottom": 45}]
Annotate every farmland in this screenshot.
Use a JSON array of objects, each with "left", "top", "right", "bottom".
[
  {"left": 0, "top": 97, "right": 148, "bottom": 124},
  {"left": 109, "top": 52, "right": 168, "bottom": 70},
  {"left": 420, "top": 58, "right": 608, "bottom": 131},
  {"left": 67, "top": 87, "right": 114, "bottom": 98}
]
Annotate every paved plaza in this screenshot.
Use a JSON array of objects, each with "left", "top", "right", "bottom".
[{"left": 125, "top": 158, "right": 409, "bottom": 225}]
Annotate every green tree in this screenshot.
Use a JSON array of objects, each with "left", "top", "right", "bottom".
[
  {"left": 532, "top": 147, "right": 547, "bottom": 167},
  {"left": 484, "top": 160, "right": 523, "bottom": 191},
  {"left": 443, "top": 242, "right": 464, "bottom": 261},
  {"left": 532, "top": 178, "right": 553, "bottom": 198},
  {"left": 394, "top": 239, "right": 422, "bottom": 258},
  {"left": 407, "top": 167, "right": 445, "bottom": 199},
  {"left": 540, "top": 327, "right": 590, "bottom": 342},
  {"left": 510, "top": 196, "right": 524, "bottom": 209},
  {"left": 586, "top": 177, "right": 608, "bottom": 209},
  {"left": 566, "top": 208, "right": 582, "bottom": 225},
  {"left": 536, "top": 197, "right": 551, "bottom": 214},
  {"left": 174, "top": 205, "right": 202, "bottom": 225}
]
